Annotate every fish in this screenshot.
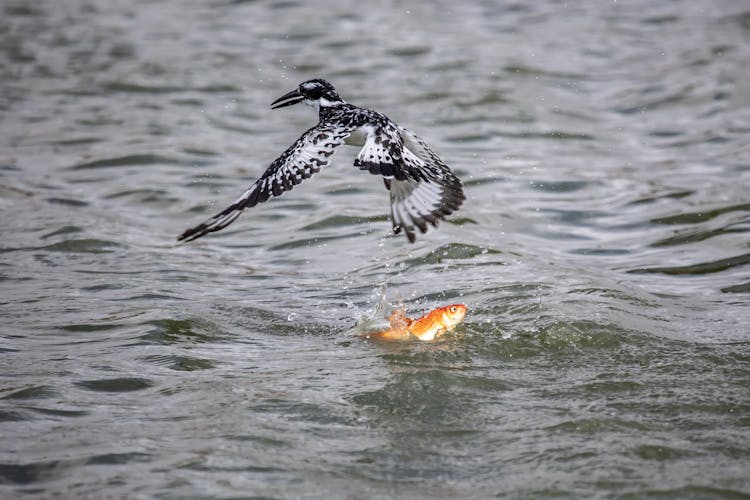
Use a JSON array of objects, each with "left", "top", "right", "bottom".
[{"left": 364, "top": 304, "right": 467, "bottom": 342}]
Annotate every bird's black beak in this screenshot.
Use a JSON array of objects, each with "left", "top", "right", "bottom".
[{"left": 271, "top": 88, "right": 303, "bottom": 109}]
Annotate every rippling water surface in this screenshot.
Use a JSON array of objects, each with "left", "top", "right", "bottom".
[{"left": 2, "top": 0, "right": 750, "bottom": 497}]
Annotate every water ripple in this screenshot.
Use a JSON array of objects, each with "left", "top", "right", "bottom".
[
  {"left": 630, "top": 252, "right": 750, "bottom": 276},
  {"left": 70, "top": 154, "right": 184, "bottom": 170},
  {"left": 75, "top": 378, "right": 154, "bottom": 393}
]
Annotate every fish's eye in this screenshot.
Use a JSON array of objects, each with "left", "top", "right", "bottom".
[{"left": 450, "top": 306, "right": 457, "bottom": 313}]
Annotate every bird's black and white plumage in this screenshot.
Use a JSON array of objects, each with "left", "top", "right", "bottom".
[{"left": 178, "top": 79, "right": 464, "bottom": 244}]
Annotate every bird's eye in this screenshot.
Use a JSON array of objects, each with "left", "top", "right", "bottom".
[{"left": 307, "top": 87, "right": 322, "bottom": 100}]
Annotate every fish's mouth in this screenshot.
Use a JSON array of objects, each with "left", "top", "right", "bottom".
[{"left": 271, "top": 89, "right": 304, "bottom": 109}]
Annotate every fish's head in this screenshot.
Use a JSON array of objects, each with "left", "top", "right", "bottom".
[{"left": 439, "top": 304, "right": 467, "bottom": 329}]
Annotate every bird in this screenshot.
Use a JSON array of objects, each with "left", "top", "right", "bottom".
[{"left": 177, "top": 78, "right": 464, "bottom": 244}]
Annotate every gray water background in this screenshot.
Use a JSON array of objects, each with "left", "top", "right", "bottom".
[{"left": 1, "top": 0, "right": 750, "bottom": 498}]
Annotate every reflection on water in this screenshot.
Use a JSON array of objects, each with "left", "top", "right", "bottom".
[{"left": 1, "top": 0, "right": 749, "bottom": 497}]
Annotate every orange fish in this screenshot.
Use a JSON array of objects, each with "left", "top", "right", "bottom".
[{"left": 365, "top": 304, "right": 467, "bottom": 342}]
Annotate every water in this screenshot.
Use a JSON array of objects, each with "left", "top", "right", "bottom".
[{"left": 2, "top": 0, "right": 749, "bottom": 497}]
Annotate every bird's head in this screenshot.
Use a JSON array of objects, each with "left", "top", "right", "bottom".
[{"left": 271, "top": 79, "right": 344, "bottom": 111}]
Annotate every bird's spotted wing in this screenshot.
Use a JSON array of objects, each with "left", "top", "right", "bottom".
[
  {"left": 353, "top": 123, "right": 427, "bottom": 182},
  {"left": 385, "top": 127, "right": 465, "bottom": 243},
  {"left": 178, "top": 124, "right": 354, "bottom": 242},
  {"left": 399, "top": 126, "right": 464, "bottom": 188}
]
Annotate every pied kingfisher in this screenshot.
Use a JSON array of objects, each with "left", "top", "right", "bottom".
[{"left": 178, "top": 79, "right": 464, "bottom": 244}]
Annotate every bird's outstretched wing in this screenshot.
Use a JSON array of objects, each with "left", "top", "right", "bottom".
[
  {"left": 178, "top": 124, "right": 354, "bottom": 242},
  {"left": 353, "top": 123, "right": 428, "bottom": 182},
  {"left": 383, "top": 127, "right": 465, "bottom": 243}
]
